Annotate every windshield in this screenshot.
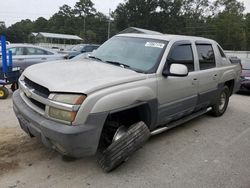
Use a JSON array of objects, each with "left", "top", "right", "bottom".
[
  {"left": 92, "top": 36, "right": 168, "bottom": 73},
  {"left": 241, "top": 59, "right": 250, "bottom": 69}
]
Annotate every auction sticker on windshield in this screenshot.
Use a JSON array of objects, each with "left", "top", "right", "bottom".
[{"left": 145, "top": 42, "right": 165, "bottom": 49}]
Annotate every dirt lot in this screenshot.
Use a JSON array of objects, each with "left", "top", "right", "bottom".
[{"left": 0, "top": 92, "right": 250, "bottom": 188}]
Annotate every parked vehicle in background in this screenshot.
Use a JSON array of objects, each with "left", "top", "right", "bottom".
[
  {"left": 239, "top": 58, "right": 250, "bottom": 92},
  {"left": 62, "top": 44, "right": 100, "bottom": 59},
  {"left": 13, "top": 34, "right": 241, "bottom": 172},
  {"left": 0, "top": 44, "right": 66, "bottom": 70},
  {"left": 71, "top": 52, "right": 93, "bottom": 60}
]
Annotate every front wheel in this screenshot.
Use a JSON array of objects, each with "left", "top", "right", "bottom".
[
  {"left": 210, "top": 86, "right": 230, "bottom": 117},
  {"left": 97, "top": 121, "right": 150, "bottom": 172}
]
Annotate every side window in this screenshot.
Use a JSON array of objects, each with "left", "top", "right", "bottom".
[
  {"left": 217, "top": 45, "right": 226, "bottom": 58},
  {"left": 85, "top": 46, "right": 94, "bottom": 52},
  {"left": 8, "top": 47, "right": 25, "bottom": 56},
  {"left": 196, "top": 44, "right": 216, "bottom": 70},
  {"left": 168, "top": 44, "right": 194, "bottom": 72},
  {"left": 26, "top": 47, "right": 52, "bottom": 55}
]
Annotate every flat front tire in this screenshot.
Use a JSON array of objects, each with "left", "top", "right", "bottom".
[
  {"left": 210, "top": 86, "right": 230, "bottom": 117},
  {"left": 97, "top": 121, "right": 150, "bottom": 172}
]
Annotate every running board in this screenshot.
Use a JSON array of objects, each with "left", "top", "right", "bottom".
[{"left": 151, "top": 107, "right": 212, "bottom": 136}]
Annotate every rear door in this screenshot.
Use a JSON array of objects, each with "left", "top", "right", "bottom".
[{"left": 194, "top": 42, "right": 220, "bottom": 109}]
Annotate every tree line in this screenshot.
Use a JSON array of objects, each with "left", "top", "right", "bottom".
[{"left": 0, "top": 0, "right": 250, "bottom": 50}]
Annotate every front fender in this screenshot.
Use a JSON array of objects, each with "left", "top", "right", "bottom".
[{"left": 90, "top": 86, "right": 157, "bottom": 114}]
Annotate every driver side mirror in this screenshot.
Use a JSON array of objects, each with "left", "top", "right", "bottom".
[{"left": 163, "top": 63, "right": 189, "bottom": 77}]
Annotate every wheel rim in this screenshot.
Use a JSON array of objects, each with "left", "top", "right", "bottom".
[
  {"left": 219, "top": 92, "right": 226, "bottom": 111},
  {"left": 112, "top": 126, "right": 127, "bottom": 143},
  {"left": 0, "top": 90, "right": 4, "bottom": 97}
]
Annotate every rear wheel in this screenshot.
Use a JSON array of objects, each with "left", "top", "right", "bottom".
[
  {"left": 0, "top": 87, "right": 9, "bottom": 99},
  {"left": 210, "top": 86, "right": 230, "bottom": 117},
  {"left": 97, "top": 121, "right": 150, "bottom": 172}
]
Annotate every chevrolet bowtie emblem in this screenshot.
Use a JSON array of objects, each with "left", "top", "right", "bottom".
[{"left": 24, "top": 89, "right": 32, "bottom": 98}]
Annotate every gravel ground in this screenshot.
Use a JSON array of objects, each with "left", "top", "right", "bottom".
[{"left": 0, "top": 92, "right": 250, "bottom": 188}]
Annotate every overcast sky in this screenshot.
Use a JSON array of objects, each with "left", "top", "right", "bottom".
[{"left": 0, "top": 0, "right": 250, "bottom": 27}]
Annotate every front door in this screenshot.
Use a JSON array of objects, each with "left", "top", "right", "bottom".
[
  {"left": 157, "top": 41, "right": 199, "bottom": 125},
  {"left": 8, "top": 47, "right": 26, "bottom": 70}
]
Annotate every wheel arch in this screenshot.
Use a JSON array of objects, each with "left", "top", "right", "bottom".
[
  {"left": 105, "top": 99, "right": 158, "bottom": 131},
  {"left": 96, "top": 100, "right": 157, "bottom": 153},
  {"left": 224, "top": 79, "right": 235, "bottom": 96}
]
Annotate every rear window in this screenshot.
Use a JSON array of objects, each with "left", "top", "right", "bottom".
[
  {"left": 196, "top": 44, "right": 216, "bottom": 70},
  {"left": 217, "top": 45, "right": 226, "bottom": 58},
  {"left": 26, "top": 47, "right": 53, "bottom": 55}
]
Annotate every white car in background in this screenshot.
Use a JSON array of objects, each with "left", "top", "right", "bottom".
[{"left": 0, "top": 44, "right": 66, "bottom": 70}]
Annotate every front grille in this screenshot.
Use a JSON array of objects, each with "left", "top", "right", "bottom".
[
  {"left": 24, "top": 77, "right": 50, "bottom": 98},
  {"left": 29, "top": 98, "right": 46, "bottom": 111},
  {"left": 22, "top": 77, "right": 50, "bottom": 112}
]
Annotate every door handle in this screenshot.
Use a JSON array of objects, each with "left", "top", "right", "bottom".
[
  {"left": 192, "top": 78, "right": 198, "bottom": 85},
  {"left": 213, "top": 74, "right": 218, "bottom": 80},
  {"left": 18, "top": 58, "right": 24, "bottom": 61},
  {"left": 41, "top": 58, "right": 47, "bottom": 60}
]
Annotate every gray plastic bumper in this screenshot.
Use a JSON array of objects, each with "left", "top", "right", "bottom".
[{"left": 12, "top": 90, "right": 108, "bottom": 158}]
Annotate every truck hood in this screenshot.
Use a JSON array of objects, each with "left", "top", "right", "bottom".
[{"left": 22, "top": 59, "right": 146, "bottom": 94}]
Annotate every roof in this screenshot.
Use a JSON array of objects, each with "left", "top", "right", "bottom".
[
  {"left": 117, "top": 33, "right": 215, "bottom": 43},
  {"left": 118, "top": 27, "right": 162, "bottom": 35},
  {"left": 6, "top": 43, "right": 59, "bottom": 54},
  {"left": 36, "top": 32, "right": 83, "bottom": 41},
  {"left": 30, "top": 32, "right": 38, "bottom": 37}
]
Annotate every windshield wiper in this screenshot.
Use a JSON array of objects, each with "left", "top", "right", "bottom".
[
  {"left": 88, "top": 56, "right": 104, "bottom": 62},
  {"left": 106, "top": 61, "right": 145, "bottom": 73},
  {"left": 105, "top": 60, "right": 130, "bottom": 68},
  {"left": 89, "top": 57, "right": 144, "bottom": 73}
]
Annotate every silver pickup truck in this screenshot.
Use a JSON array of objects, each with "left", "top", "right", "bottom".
[{"left": 13, "top": 34, "right": 241, "bottom": 172}]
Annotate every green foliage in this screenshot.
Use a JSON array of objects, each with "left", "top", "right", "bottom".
[
  {"left": 114, "top": 0, "right": 249, "bottom": 50},
  {"left": 4, "top": 0, "right": 111, "bottom": 44},
  {"left": 6, "top": 19, "right": 33, "bottom": 43},
  {"left": 74, "top": 0, "right": 96, "bottom": 17},
  {"left": 246, "top": 14, "right": 250, "bottom": 50},
  {"left": 2, "top": 0, "right": 250, "bottom": 50}
]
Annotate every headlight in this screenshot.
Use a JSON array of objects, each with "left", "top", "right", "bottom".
[
  {"left": 48, "top": 94, "right": 86, "bottom": 123},
  {"left": 52, "top": 94, "right": 86, "bottom": 105}
]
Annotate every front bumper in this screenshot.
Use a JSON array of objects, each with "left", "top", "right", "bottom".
[{"left": 13, "top": 90, "right": 107, "bottom": 158}]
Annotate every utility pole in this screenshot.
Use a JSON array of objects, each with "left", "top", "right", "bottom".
[
  {"left": 84, "top": 15, "right": 86, "bottom": 42},
  {"left": 108, "top": 8, "right": 111, "bottom": 39}
]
